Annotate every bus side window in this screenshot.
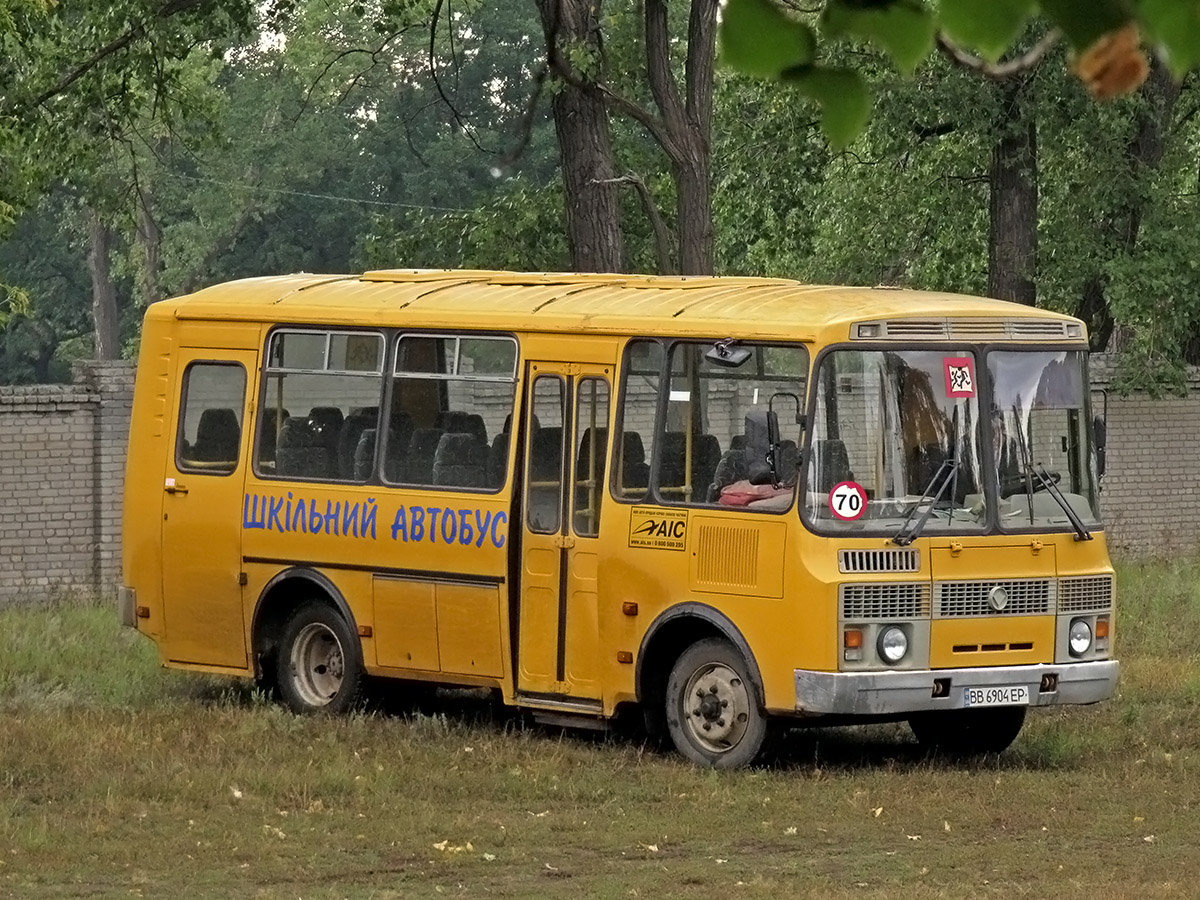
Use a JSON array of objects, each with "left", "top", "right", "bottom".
[
  {"left": 177, "top": 363, "right": 246, "bottom": 475},
  {"left": 614, "top": 339, "right": 663, "bottom": 503},
  {"left": 256, "top": 330, "right": 385, "bottom": 483},
  {"left": 389, "top": 333, "right": 518, "bottom": 492},
  {"left": 655, "top": 341, "right": 808, "bottom": 509}
]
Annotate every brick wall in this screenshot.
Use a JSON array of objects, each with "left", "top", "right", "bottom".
[
  {"left": 1092, "top": 357, "right": 1200, "bottom": 555},
  {"left": 0, "top": 361, "right": 134, "bottom": 601}
]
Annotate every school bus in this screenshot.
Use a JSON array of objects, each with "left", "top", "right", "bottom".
[{"left": 119, "top": 270, "right": 1118, "bottom": 767}]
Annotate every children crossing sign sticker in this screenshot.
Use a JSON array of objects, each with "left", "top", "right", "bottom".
[
  {"left": 943, "top": 356, "right": 976, "bottom": 398},
  {"left": 829, "top": 481, "right": 867, "bottom": 521}
]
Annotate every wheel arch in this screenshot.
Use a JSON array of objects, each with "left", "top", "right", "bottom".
[
  {"left": 250, "top": 566, "right": 359, "bottom": 680},
  {"left": 635, "top": 603, "right": 766, "bottom": 714}
]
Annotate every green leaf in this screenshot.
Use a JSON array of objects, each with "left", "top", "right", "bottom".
[
  {"left": 821, "top": 0, "right": 936, "bottom": 76},
  {"left": 719, "top": 0, "right": 816, "bottom": 79},
  {"left": 784, "top": 65, "right": 871, "bottom": 150},
  {"left": 937, "top": 0, "right": 1035, "bottom": 62},
  {"left": 1140, "top": 0, "right": 1200, "bottom": 78},
  {"left": 1040, "top": 0, "right": 1131, "bottom": 52}
]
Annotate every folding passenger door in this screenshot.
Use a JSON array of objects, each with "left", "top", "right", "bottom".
[
  {"left": 517, "top": 361, "right": 612, "bottom": 703},
  {"left": 161, "top": 350, "right": 256, "bottom": 668}
]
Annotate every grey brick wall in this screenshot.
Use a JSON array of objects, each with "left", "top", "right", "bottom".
[
  {"left": 1092, "top": 357, "right": 1200, "bottom": 555},
  {"left": 0, "top": 353, "right": 1195, "bottom": 603},
  {"left": 0, "top": 361, "right": 134, "bottom": 601}
]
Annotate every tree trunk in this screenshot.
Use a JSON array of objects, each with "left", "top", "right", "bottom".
[
  {"left": 86, "top": 208, "right": 120, "bottom": 360},
  {"left": 674, "top": 152, "right": 713, "bottom": 275},
  {"left": 988, "top": 78, "right": 1038, "bottom": 305},
  {"left": 644, "top": 0, "right": 718, "bottom": 275},
  {"left": 136, "top": 185, "right": 164, "bottom": 304},
  {"left": 536, "top": 0, "right": 625, "bottom": 273}
]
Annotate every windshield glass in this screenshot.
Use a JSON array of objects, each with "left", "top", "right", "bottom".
[
  {"left": 989, "top": 350, "right": 1100, "bottom": 529},
  {"left": 804, "top": 349, "right": 985, "bottom": 533}
]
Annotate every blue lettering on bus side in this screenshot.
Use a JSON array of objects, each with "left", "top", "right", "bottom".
[{"left": 242, "top": 492, "right": 505, "bottom": 549}]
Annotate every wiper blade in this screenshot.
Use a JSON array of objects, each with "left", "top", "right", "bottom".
[
  {"left": 1029, "top": 462, "right": 1093, "bottom": 541},
  {"left": 891, "top": 459, "right": 958, "bottom": 546}
]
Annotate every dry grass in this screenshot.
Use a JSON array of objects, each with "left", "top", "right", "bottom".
[{"left": 2, "top": 560, "right": 1200, "bottom": 899}]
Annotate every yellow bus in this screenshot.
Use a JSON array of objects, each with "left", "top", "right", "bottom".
[{"left": 120, "top": 270, "right": 1117, "bottom": 767}]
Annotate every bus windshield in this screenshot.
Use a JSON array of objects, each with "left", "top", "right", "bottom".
[
  {"left": 803, "top": 347, "right": 1099, "bottom": 535},
  {"left": 989, "top": 349, "right": 1100, "bottom": 530}
]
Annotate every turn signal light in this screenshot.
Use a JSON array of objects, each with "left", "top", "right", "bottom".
[
  {"left": 1095, "top": 618, "right": 1110, "bottom": 639},
  {"left": 135, "top": 606, "right": 150, "bottom": 619},
  {"left": 844, "top": 629, "right": 863, "bottom": 649}
]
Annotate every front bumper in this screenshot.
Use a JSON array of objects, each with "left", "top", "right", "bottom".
[{"left": 795, "top": 659, "right": 1119, "bottom": 716}]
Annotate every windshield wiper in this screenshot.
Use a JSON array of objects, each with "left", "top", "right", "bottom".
[
  {"left": 1008, "top": 405, "right": 1091, "bottom": 541},
  {"left": 1026, "top": 462, "right": 1093, "bottom": 542},
  {"left": 891, "top": 458, "right": 958, "bottom": 546}
]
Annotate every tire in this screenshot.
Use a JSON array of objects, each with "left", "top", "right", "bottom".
[
  {"left": 276, "top": 601, "right": 364, "bottom": 714},
  {"left": 908, "top": 706, "right": 1026, "bottom": 756},
  {"left": 665, "top": 638, "right": 768, "bottom": 769}
]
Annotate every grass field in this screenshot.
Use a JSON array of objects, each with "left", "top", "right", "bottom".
[{"left": 3, "top": 558, "right": 1200, "bottom": 899}]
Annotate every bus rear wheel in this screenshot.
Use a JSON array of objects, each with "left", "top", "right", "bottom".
[
  {"left": 666, "top": 638, "right": 767, "bottom": 769},
  {"left": 908, "top": 706, "right": 1026, "bottom": 756},
  {"left": 276, "top": 601, "right": 363, "bottom": 714}
]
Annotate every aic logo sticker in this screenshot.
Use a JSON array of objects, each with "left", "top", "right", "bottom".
[{"left": 629, "top": 507, "right": 688, "bottom": 551}]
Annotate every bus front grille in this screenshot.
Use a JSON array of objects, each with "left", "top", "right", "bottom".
[
  {"left": 839, "top": 583, "right": 931, "bottom": 620},
  {"left": 1057, "top": 575, "right": 1114, "bottom": 612},
  {"left": 935, "top": 578, "right": 1053, "bottom": 617}
]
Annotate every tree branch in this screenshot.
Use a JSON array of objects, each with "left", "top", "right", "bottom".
[
  {"left": 26, "top": 0, "right": 209, "bottom": 110},
  {"left": 644, "top": 0, "right": 685, "bottom": 136},
  {"left": 427, "top": 0, "right": 495, "bottom": 155},
  {"left": 937, "top": 30, "right": 1061, "bottom": 80},
  {"left": 498, "top": 61, "right": 549, "bottom": 168},
  {"left": 595, "top": 83, "right": 677, "bottom": 158},
  {"left": 596, "top": 173, "right": 675, "bottom": 273},
  {"left": 685, "top": 0, "right": 718, "bottom": 132}
]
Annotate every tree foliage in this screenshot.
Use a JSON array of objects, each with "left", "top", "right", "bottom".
[{"left": 718, "top": 0, "right": 1200, "bottom": 147}]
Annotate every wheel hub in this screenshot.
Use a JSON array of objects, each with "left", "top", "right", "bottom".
[
  {"left": 291, "top": 622, "right": 345, "bottom": 707},
  {"left": 683, "top": 662, "right": 751, "bottom": 753}
]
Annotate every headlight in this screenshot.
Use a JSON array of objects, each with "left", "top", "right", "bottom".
[
  {"left": 877, "top": 625, "right": 908, "bottom": 664},
  {"left": 1069, "top": 619, "right": 1093, "bottom": 657}
]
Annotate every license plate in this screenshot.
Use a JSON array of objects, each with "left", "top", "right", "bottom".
[{"left": 963, "top": 685, "right": 1030, "bottom": 708}]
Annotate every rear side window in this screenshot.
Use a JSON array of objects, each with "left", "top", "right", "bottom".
[
  {"left": 177, "top": 363, "right": 247, "bottom": 475},
  {"left": 387, "top": 334, "right": 519, "bottom": 491},
  {"left": 256, "top": 329, "right": 385, "bottom": 482}
]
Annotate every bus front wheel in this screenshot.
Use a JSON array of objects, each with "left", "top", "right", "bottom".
[
  {"left": 276, "top": 601, "right": 363, "bottom": 714},
  {"left": 908, "top": 706, "right": 1026, "bottom": 756},
  {"left": 666, "top": 638, "right": 767, "bottom": 768}
]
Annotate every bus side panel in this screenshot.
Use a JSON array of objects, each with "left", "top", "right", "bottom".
[
  {"left": 598, "top": 501, "right": 816, "bottom": 715},
  {"left": 240, "top": 482, "right": 513, "bottom": 688},
  {"left": 122, "top": 307, "right": 177, "bottom": 641}
]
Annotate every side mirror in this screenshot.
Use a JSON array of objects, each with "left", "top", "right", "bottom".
[
  {"left": 745, "top": 408, "right": 780, "bottom": 486},
  {"left": 1093, "top": 416, "right": 1107, "bottom": 479}
]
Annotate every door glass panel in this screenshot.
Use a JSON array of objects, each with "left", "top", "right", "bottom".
[
  {"left": 177, "top": 363, "right": 246, "bottom": 475},
  {"left": 573, "top": 378, "right": 610, "bottom": 537},
  {"left": 527, "top": 376, "right": 565, "bottom": 534},
  {"left": 614, "top": 340, "right": 662, "bottom": 502}
]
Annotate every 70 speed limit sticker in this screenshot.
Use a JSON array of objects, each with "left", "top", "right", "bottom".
[{"left": 828, "top": 480, "right": 867, "bottom": 521}]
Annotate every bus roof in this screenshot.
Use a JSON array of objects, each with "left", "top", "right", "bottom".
[{"left": 160, "top": 270, "right": 1086, "bottom": 343}]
